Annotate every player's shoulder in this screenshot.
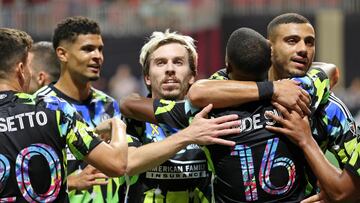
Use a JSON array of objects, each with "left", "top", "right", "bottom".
[
  {"left": 37, "top": 94, "right": 77, "bottom": 117},
  {"left": 33, "top": 84, "right": 57, "bottom": 97},
  {"left": 327, "top": 93, "right": 355, "bottom": 120},
  {"left": 209, "top": 68, "right": 229, "bottom": 80},
  {"left": 14, "top": 92, "right": 37, "bottom": 105}
]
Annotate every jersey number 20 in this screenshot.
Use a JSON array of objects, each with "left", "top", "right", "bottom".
[{"left": 0, "top": 143, "right": 61, "bottom": 202}]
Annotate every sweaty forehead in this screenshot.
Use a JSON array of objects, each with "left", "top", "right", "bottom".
[{"left": 273, "top": 23, "right": 315, "bottom": 40}]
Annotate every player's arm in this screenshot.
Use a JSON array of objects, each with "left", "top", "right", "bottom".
[
  {"left": 66, "top": 116, "right": 128, "bottom": 177},
  {"left": 84, "top": 117, "right": 128, "bottom": 177},
  {"left": 120, "top": 93, "right": 157, "bottom": 124},
  {"left": 125, "top": 104, "right": 240, "bottom": 176},
  {"left": 188, "top": 79, "right": 310, "bottom": 116},
  {"left": 265, "top": 102, "right": 360, "bottom": 202},
  {"left": 67, "top": 165, "right": 108, "bottom": 191},
  {"left": 188, "top": 62, "right": 335, "bottom": 115},
  {"left": 187, "top": 80, "right": 259, "bottom": 108}
]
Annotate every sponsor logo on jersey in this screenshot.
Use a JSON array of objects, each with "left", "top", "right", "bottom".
[{"left": 146, "top": 160, "right": 208, "bottom": 179}]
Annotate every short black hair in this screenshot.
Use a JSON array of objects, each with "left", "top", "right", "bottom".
[
  {"left": 0, "top": 28, "right": 33, "bottom": 77},
  {"left": 52, "top": 16, "right": 101, "bottom": 49},
  {"left": 30, "top": 41, "right": 60, "bottom": 82},
  {"left": 226, "top": 27, "right": 271, "bottom": 81},
  {"left": 267, "top": 13, "right": 310, "bottom": 40}
]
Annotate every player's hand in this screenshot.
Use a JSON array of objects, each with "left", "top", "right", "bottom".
[
  {"left": 183, "top": 104, "right": 240, "bottom": 146},
  {"left": 95, "top": 118, "right": 126, "bottom": 142},
  {"left": 265, "top": 102, "right": 313, "bottom": 149},
  {"left": 301, "top": 190, "right": 334, "bottom": 203},
  {"left": 273, "top": 79, "right": 311, "bottom": 117},
  {"left": 67, "top": 165, "right": 109, "bottom": 191},
  {"left": 301, "top": 193, "right": 326, "bottom": 203}
]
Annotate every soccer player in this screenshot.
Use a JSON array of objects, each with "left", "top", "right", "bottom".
[
  {"left": 28, "top": 41, "right": 60, "bottom": 93},
  {"left": 121, "top": 27, "right": 330, "bottom": 202},
  {"left": 122, "top": 30, "right": 217, "bottom": 202},
  {"left": 34, "top": 16, "right": 124, "bottom": 202},
  {"left": 0, "top": 27, "right": 128, "bottom": 203}
]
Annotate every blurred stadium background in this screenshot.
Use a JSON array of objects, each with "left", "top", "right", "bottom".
[{"left": 2, "top": 0, "right": 359, "bottom": 166}]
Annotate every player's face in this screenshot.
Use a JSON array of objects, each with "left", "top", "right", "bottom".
[
  {"left": 270, "top": 23, "right": 315, "bottom": 79},
  {"left": 62, "top": 34, "right": 104, "bottom": 82},
  {"left": 145, "top": 43, "right": 195, "bottom": 100}
]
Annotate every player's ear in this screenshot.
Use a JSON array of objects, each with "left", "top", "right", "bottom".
[
  {"left": 267, "top": 39, "right": 274, "bottom": 56},
  {"left": 56, "top": 46, "right": 67, "bottom": 63},
  {"left": 226, "top": 62, "right": 233, "bottom": 74},
  {"left": 15, "top": 61, "right": 26, "bottom": 89},
  {"left": 37, "top": 71, "right": 47, "bottom": 87},
  {"left": 144, "top": 75, "right": 151, "bottom": 86},
  {"left": 189, "top": 74, "right": 195, "bottom": 85}
]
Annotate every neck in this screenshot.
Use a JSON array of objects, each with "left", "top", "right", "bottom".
[
  {"left": 151, "top": 93, "right": 185, "bottom": 101},
  {"left": 0, "top": 78, "right": 22, "bottom": 92},
  {"left": 268, "top": 66, "right": 280, "bottom": 81},
  {"left": 54, "top": 76, "right": 91, "bottom": 101}
]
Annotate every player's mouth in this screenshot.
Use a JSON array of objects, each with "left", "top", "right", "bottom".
[
  {"left": 162, "top": 78, "right": 180, "bottom": 89},
  {"left": 291, "top": 57, "right": 308, "bottom": 69},
  {"left": 88, "top": 64, "right": 101, "bottom": 73}
]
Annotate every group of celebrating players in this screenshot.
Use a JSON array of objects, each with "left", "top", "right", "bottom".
[{"left": 0, "top": 12, "right": 359, "bottom": 203}]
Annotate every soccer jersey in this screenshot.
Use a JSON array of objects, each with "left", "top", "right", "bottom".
[
  {"left": 0, "top": 91, "right": 102, "bottom": 202},
  {"left": 345, "top": 129, "right": 360, "bottom": 177},
  {"left": 35, "top": 84, "right": 123, "bottom": 203},
  {"left": 211, "top": 68, "right": 358, "bottom": 165},
  {"left": 311, "top": 93, "right": 358, "bottom": 166},
  {"left": 210, "top": 68, "right": 358, "bottom": 194},
  {"left": 152, "top": 69, "right": 330, "bottom": 202},
  {"left": 124, "top": 113, "right": 212, "bottom": 203}
]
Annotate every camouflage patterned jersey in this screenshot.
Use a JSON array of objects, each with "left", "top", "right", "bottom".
[
  {"left": 151, "top": 68, "right": 336, "bottom": 202},
  {"left": 35, "top": 83, "right": 123, "bottom": 203},
  {"left": 123, "top": 109, "right": 212, "bottom": 203},
  {"left": 0, "top": 91, "right": 102, "bottom": 202}
]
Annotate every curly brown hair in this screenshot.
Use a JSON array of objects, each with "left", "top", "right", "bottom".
[{"left": 52, "top": 16, "right": 101, "bottom": 49}]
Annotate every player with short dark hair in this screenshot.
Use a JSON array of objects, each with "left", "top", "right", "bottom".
[
  {"left": 225, "top": 27, "right": 271, "bottom": 81},
  {"left": 28, "top": 41, "right": 60, "bottom": 93},
  {"left": 189, "top": 13, "right": 358, "bottom": 202},
  {"left": 35, "top": 16, "right": 123, "bottom": 202},
  {"left": 0, "top": 27, "right": 128, "bottom": 203}
]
